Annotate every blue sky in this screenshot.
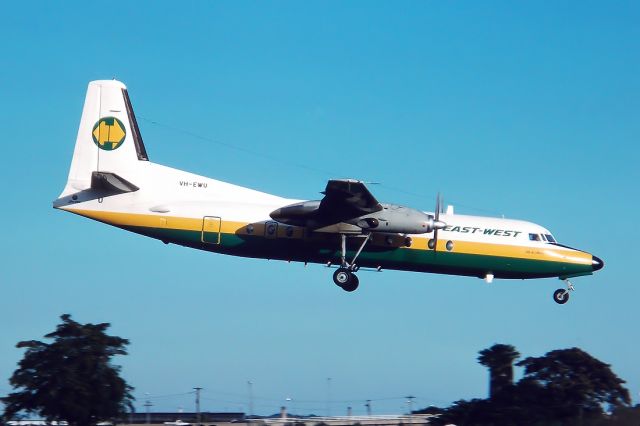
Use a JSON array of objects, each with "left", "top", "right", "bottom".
[{"left": 1, "top": 0, "right": 639, "bottom": 415}]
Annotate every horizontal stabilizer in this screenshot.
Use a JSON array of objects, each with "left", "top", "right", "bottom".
[{"left": 91, "top": 171, "right": 139, "bottom": 194}]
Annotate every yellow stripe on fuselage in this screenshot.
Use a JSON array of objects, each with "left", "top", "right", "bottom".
[{"left": 67, "top": 208, "right": 592, "bottom": 266}]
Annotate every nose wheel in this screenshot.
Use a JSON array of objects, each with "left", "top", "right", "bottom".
[
  {"left": 553, "top": 279, "right": 575, "bottom": 304},
  {"left": 553, "top": 289, "right": 569, "bottom": 304}
]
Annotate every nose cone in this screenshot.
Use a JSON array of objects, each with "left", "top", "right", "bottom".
[{"left": 592, "top": 255, "right": 604, "bottom": 272}]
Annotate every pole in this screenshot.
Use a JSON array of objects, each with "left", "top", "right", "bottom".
[
  {"left": 247, "top": 381, "right": 254, "bottom": 417},
  {"left": 144, "top": 398, "right": 153, "bottom": 425},
  {"left": 194, "top": 387, "right": 203, "bottom": 426},
  {"left": 405, "top": 396, "right": 415, "bottom": 422},
  {"left": 285, "top": 397, "right": 293, "bottom": 419},
  {"left": 326, "top": 378, "right": 332, "bottom": 417}
]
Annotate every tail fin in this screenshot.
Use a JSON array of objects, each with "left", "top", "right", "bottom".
[{"left": 58, "top": 80, "right": 149, "bottom": 198}]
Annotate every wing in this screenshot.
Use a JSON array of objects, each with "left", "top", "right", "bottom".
[
  {"left": 317, "top": 179, "right": 382, "bottom": 223},
  {"left": 269, "top": 179, "right": 382, "bottom": 229}
]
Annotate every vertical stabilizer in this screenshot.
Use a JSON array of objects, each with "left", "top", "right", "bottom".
[{"left": 59, "top": 80, "right": 148, "bottom": 198}]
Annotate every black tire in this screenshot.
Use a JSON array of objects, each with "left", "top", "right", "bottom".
[
  {"left": 333, "top": 268, "right": 352, "bottom": 286},
  {"left": 342, "top": 274, "right": 359, "bottom": 292},
  {"left": 553, "top": 289, "right": 569, "bottom": 304}
]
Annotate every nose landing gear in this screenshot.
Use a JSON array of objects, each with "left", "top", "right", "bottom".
[{"left": 553, "top": 279, "right": 575, "bottom": 304}]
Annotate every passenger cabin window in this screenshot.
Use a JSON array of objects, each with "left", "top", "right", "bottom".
[
  {"left": 545, "top": 234, "right": 556, "bottom": 243},
  {"left": 529, "top": 233, "right": 541, "bottom": 241}
]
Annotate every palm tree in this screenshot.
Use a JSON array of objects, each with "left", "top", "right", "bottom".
[{"left": 478, "top": 344, "right": 520, "bottom": 399}]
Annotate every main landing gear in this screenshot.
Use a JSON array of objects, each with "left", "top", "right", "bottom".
[
  {"left": 333, "top": 268, "right": 359, "bottom": 292},
  {"left": 332, "top": 234, "right": 370, "bottom": 292},
  {"left": 553, "top": 279, "right": 575, "bottom": 304}
]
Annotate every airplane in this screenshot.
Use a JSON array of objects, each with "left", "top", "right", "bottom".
[{"left": 53, "top": 80, "right": 604, "bottom": 304}]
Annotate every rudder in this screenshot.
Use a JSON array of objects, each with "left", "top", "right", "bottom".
[{"left": 59, "top": 80, "right": 148, "bottom": 198}]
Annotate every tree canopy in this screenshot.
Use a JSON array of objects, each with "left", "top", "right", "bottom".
[
  {"left": 431, "top": 345, "right": 632, "bottom": 426},
  {"left": 517, "top": 347, "right": 631, "bottom": 416},
  {"left": 1, "top": 314, "right": 134, "bottom": 426}
]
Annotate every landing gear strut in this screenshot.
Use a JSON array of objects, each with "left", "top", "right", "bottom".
[
  {"left": 332, "top": 234, "right": 370, "bottom": 292},
  {"left": 553, "top": 279, "right": 575, "bottom": 304}
]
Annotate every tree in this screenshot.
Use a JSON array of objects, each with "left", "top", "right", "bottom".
[
  {"left": 430, "top": 346, "right": 632, "bottom": 426},
  {"left": 477, "top": 343, "right": 520, "bottom": 399},
  {"left": 2, "top": 314, "right": 134, "bottom": 426},
  {"left": 431, "top": 391, "right": 556, "bottom": 426},
  {"left": 602, "top": 404, "right": 640, "bottom": 425},
  {"left": 517, "top": 347, "right": 630, "bottom": 420}
]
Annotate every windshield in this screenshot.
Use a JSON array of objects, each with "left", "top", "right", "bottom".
[{"left": 529, "top": 233, "right": 557, "bottom": 243}]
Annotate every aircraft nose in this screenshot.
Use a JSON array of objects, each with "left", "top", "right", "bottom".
[{"left": 592, "top": 255, "right": 604, "bottom": 272}]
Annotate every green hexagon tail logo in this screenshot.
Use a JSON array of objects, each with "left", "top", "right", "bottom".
[{"left": 92, "top": 117, "right": 126, "bottom": 150}]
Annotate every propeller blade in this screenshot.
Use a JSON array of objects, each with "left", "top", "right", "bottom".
[{"left": 432, "top": 192, "right": 446, "bottom": 251}]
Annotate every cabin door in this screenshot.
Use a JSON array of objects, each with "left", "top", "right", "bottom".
[{"left": 201, "top": 216, "right": 222, "bottom": 244}]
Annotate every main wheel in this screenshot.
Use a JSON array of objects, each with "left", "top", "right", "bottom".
[
  {"left": 333, "top": 268, "right": 352, "bottom": 286},
  {"left": 553, "top": 289, "right": 569, "bottom": 304},
  {"left": 341, "top": 274, "right": 359, "bottom": 292}
]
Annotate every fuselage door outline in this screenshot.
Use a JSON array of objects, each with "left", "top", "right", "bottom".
[{"left": 202, "top": 216, "right": 222, "bottom": 244}]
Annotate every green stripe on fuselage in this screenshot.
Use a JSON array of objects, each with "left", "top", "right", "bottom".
[{"left": 121, "top": 225, "right": 591, "bottom": 280}]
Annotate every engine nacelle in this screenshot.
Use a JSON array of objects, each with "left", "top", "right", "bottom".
[
  {"left": 350, "top": 204, "right": 444, "bottom": 235},
  {"left": 270, "top": 201, "right": 445, "bottom": 235},
  {"left": 270, "top": 200, "right": 321, "bottom": 227}
]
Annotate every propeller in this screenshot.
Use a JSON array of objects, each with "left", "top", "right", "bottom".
[{"left": 429, "top": 193, "right": 446, "bottom": 251}]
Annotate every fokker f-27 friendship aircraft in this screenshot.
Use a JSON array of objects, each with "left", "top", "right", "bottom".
[{"left": 54, "top": 80, "right": 604, "bottom": 304}]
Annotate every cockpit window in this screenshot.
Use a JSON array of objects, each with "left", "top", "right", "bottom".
[{"left": 529, "top": 233, "right": 556, "bottom": 243}]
